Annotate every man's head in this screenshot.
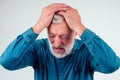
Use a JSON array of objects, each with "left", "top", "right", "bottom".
[{"left": 47, "top": 14, "right": 76, "bottom": 58}]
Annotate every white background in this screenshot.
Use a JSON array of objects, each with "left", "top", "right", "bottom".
[{"left": 0, "top": 0, "right": 120, "bottom": 80}]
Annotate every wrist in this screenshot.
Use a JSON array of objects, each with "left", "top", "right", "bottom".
[
  {"left": 75, "top": 24, "right": 86, "bottom": 35},
  {"left": 32, "top": 24, "right": 45, "bottom": 34}
]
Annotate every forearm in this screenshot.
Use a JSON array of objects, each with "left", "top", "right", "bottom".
[
  {"left": 74, "top": 24, "right": 86, "bottom": 35},
  {"left": 80, "top": 29, "right": 120, "bottom": 73},
  {"left": 32, "top": 23, "right": 45, "bottom": 34},
  {"left": 0, "top": 28, "right": 38, "bottom": 70}
]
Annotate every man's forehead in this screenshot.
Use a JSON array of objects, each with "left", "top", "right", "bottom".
[{"left": 48, "top": 23, "right": 71, "bottom": 32}]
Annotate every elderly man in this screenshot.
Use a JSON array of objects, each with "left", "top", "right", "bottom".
[{"left": 0, "top": 3, "right": 120, "bottom": 80}]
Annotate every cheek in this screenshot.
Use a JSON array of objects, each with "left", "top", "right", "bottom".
[
  {"left": 49, "top": 37, "right": 68, "bottom": 45},
  {"left": 49, "top": 37, "right": 54, "bottom": 44},
  {"left": 67, "top": 37, "right": 75, "bottom": 45},
  {"left": 61, "top": 39, "right": 67, "bottom": 45},
  {"left": 62, "top": 38, "right": 74, "bottom": 45}
]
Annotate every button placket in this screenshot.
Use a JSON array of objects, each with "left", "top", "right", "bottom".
[{"left": 58, "top": 61, "right": 64, "bottom": 80}]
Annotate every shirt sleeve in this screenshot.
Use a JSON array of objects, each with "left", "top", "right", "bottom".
[
  {"left": 0, "top": 28, "right": 38, "bottom": 70},
  {"left": 80, "top": 29, "right": 120, "bottom": 73}
]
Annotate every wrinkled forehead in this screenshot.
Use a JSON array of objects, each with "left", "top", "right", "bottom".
[
  {"left": 48, "top": 22, "right": 71, "bottom": 34},
  {"left": 47, "top": 14, "right": 72, "bottom": 35},
  {"left": 48, "top": 14, "right": 68, "bottom": 29}
]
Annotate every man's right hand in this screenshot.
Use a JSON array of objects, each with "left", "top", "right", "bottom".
[{"left": 32, "top": 3, "right": 67, "bottom": 34}]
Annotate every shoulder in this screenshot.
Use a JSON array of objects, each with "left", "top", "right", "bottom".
[
  {"left": 33, "top": 38, "right": 49, "bottom": 48},
  {"left": 73, "top": 39, "right": 83, "bottom": 50},
  {"left": 31, "top": 38, "right": 51, "bottom": 58}
]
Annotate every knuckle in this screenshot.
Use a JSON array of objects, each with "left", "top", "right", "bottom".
[
  {"left": 73, "top": 9, "right": 78, "bottom": 12},
  {"left": 66, "top": 14, "right": 70, "bottom": 18}
]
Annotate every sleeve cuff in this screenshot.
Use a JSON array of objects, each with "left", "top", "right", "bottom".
[
  {"left": 22, "top": 28, "right": 38, "bottom": 43},
  {"left": 80, "top": 29, "right": 96, "bottom": 45}
]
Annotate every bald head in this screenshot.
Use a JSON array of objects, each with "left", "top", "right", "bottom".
[
  {"left": 48, "top": 14, "right": 70, "bottom": 34},
  {"left": 52, "top": 14, "right": 65, "bottom": 24}
]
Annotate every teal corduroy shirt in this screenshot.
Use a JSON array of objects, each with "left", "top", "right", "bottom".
[{"left": 0, "top": 28, "right": 120, "bottom": 80}]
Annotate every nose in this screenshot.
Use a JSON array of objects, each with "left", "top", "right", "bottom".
[{"left": 54, "top": 36, "right": 62, "bottom": 47}]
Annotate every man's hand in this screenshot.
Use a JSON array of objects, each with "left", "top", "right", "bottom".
[
  {"left": 33, "top": 3, "right": 67, "bottom": 34},
  {"left": 57, "top": 6, "right": 86, "bottom": 35}
]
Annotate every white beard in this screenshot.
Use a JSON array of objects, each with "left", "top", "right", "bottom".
[{"left": 48, "top": 39, "right": 74, "bottom": 58}]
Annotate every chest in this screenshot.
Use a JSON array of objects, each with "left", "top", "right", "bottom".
[{"left": 35, "top": 52, "right": 92, "bottom": 80}]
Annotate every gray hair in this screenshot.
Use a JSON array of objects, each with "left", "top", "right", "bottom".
[{"left": 52, "top": 14, "right": 64, "bottom": 24}]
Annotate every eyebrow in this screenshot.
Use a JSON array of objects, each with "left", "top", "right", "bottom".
[{"left": 49, "top": 32, "right": 70, "bottom": 36}]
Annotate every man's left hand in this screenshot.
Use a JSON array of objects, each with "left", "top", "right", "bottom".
[{"left": 57, "top": 6, "right": 86, "bottom": 35}]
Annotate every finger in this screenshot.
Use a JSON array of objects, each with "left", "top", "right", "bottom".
[
  {"left": 48, "top": 6, "right": 67, "bottom": 16},
  {"left": 45, "top": 4, "right": 68, "bottom": 16},
  {"left": 57, "top": 11, "right": 68, "bottom": 19},
  {"left": 47, "top": 3, "right": 67, "bottom": 9},
  {"left": 52, "top": 7, "right": 67, "bottom": 13},
  {"left": 65, "top": 6, "right": 78, "bottom": 13},
  {"left": 66, "top": 5, "right": 75, "bottom": 10},
  {"left": 57, "top": 11, "right": 65, "bottom": 16}
]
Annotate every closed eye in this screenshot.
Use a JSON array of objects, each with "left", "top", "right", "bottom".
[
  {"left": 49, "top": 33, "right": 55, "bottom": 38},
  {"left": 61, "top": 35, "right": 69, "bottom": 39}
]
